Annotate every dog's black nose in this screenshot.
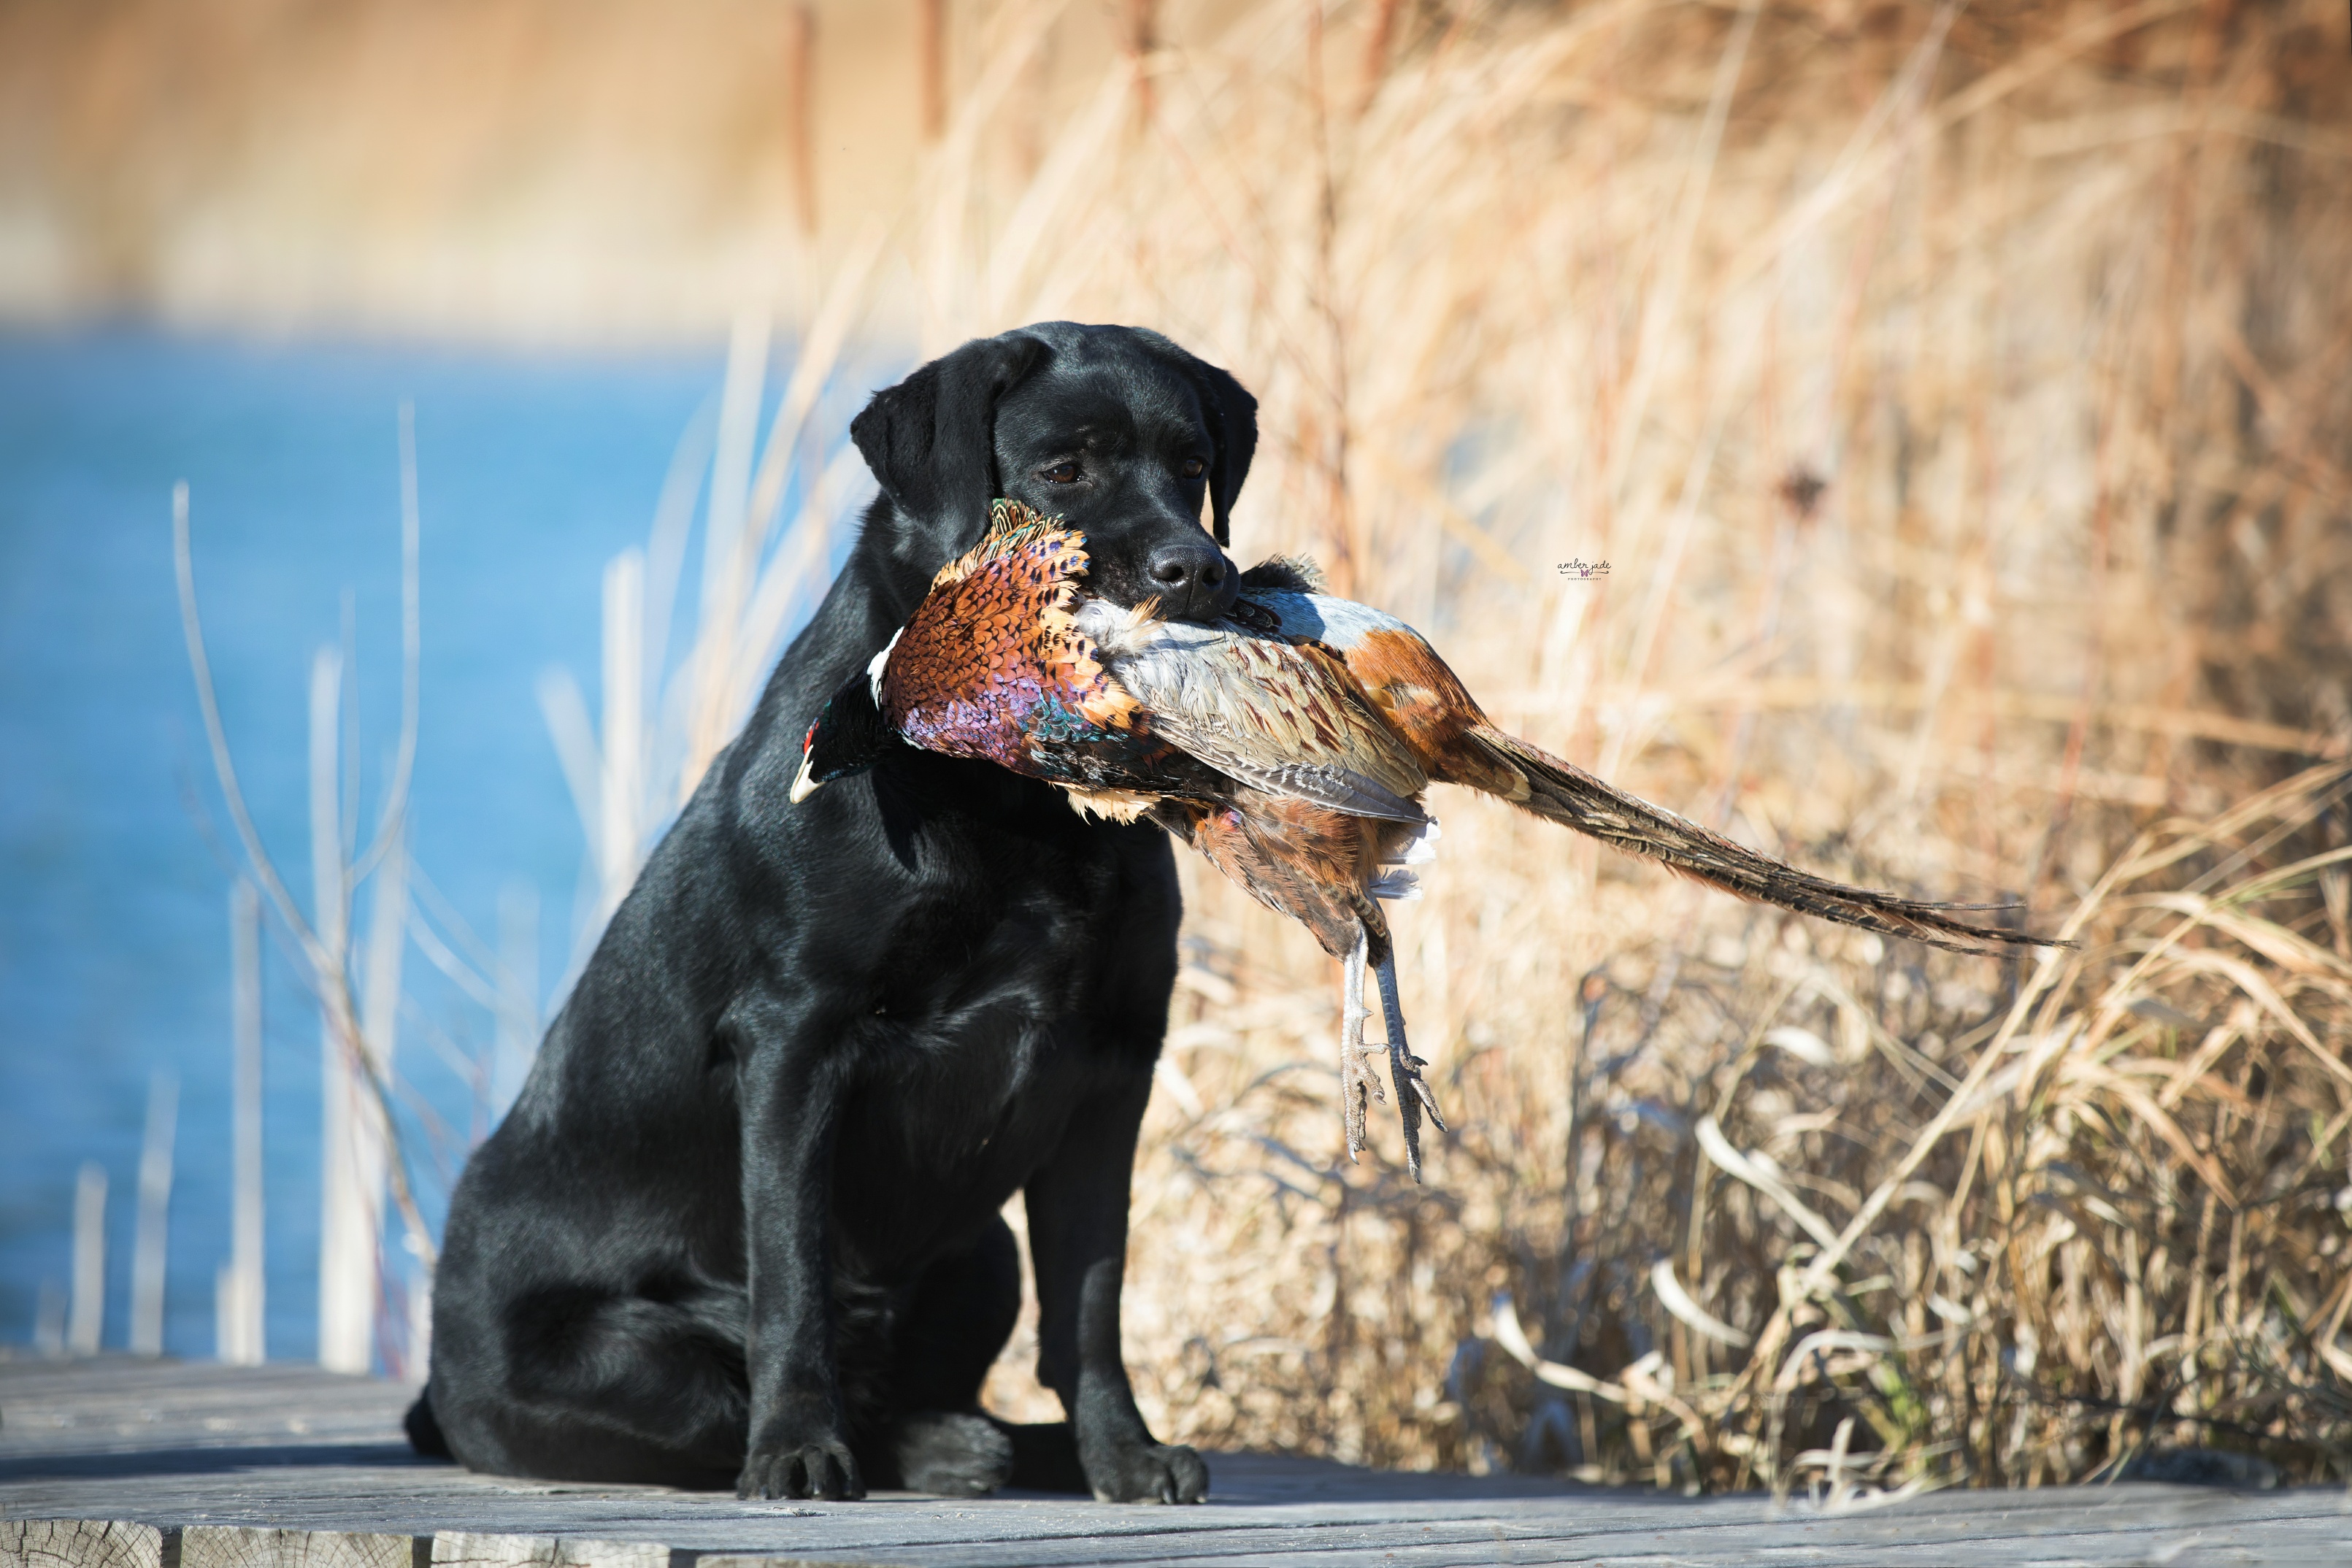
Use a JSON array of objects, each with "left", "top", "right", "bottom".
[{"left": 1148, "top": 538, "right": 1232, "bottom": 619}]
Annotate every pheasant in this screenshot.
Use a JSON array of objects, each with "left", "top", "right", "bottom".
[
  {"left": 793, "top": 502, "right": 1450, "bottom": 1169},
  {"left": 793, "top": 501, "right": 2057, "bottom": 1180}
]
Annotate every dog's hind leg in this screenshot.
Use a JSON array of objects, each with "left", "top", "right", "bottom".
[
  {"left": 403, "top": 1389, "right": 453, "bottom": 1459},
  {"left": 873, "top": 1215, "right": 1023, "bottom": 1496},
  {"left": 435, "top": 1282, "right": 753, "bottom": 1489}
]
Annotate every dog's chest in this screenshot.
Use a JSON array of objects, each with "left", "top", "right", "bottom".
[
  {"left": 864, "top": 780, "right": 1177, "bottom": 1013},
  {"left": 830, "top": 817, "right": 1175, "bottom": 1210},
  {"left": 862, "top": 869, "right": 1143, "bottom": 1062},
  {"left": 834, "top": 974, "right": 1117, "bottom": 1257}
]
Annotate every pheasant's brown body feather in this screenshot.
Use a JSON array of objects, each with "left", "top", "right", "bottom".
[
  {"left": 1073, "top": 599, "right": 1429, "bottom": 823},
  {"left": 1152, "top": 792, "right": 1424, "bottom": 963}
]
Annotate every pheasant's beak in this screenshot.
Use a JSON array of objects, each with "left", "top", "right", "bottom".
[
  {"left": 788, "top": 749, "right": 823, "bottom": 804},
  {"left": 788, "top": 718, "right": 825, "bottom": 804}
]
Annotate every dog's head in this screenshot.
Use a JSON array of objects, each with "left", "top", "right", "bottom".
[{"left": 850, "top": 323, "right": 1258, "bottom": 622}]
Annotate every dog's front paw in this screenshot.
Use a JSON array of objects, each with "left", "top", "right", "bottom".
[
  {"left": 1084, "top": 1439, "right": 1208, "bottom": 1504},
  {"left": 738, "top": 1436, "right": 864, "bottom": 1501}
]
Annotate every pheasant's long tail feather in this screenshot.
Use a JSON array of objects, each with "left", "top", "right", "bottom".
[{"left": 1462, "top": 726, "right": 2062, "bottom": 955}]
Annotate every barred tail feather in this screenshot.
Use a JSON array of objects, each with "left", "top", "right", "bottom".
[{"left": 1464, "top": 726, "right": 2062, "bottom": 955}]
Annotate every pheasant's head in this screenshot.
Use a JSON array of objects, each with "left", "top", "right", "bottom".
[{"left": 789, "top": 664, "right": 896, "bottom": 804}]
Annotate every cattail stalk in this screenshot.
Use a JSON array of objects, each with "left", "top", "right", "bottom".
[
  {"left": 218, "top": 878, "right": 266, "bottom": 1365},
  {"left": 785, "top": 3, "right": 819, "bottom": 238},
  {"left": 129, "top": 1068, "right": 177, "bottom": 1356},
  {"left": 69, "top": 1163, "right": 106, "bottom": 1355}
]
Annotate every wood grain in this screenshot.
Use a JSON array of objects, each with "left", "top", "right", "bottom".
[
  {"left": 6, "top": 1359, "right": 2347, "bottom": 1567},
  {"left": 1, "top": 1521, "right": 169, "bottom": 1568},
  {"left": 431, "top": 1535, "right": 662, "bottom": 1568},
  {"left": 181, "top": 1528, "right": 418, "bottom": 1568}
]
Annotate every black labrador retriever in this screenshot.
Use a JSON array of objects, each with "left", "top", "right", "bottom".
[{"left": 407, "top": 322, "right": 1254, "bottom": 1504}]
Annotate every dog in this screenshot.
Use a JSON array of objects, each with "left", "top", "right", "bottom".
[{"left": 406, "top": 323, "right": 1256, "bottom": 1504}]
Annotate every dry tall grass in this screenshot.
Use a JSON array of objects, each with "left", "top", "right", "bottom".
[
  {"left": 869, "top": 0, "right": 2352, "bottom": 1489},
  {"left": 506, "top": 0, "right": 2352, "bottom": 1490}
]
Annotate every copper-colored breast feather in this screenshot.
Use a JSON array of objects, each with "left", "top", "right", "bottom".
[{"left": 881, "top": 501, "right": 1141, "bottom": 771}]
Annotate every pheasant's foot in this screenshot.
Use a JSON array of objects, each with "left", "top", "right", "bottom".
[
  {"left": 1338, "top": 931, "right": 1379, "bottom": 1158},
  {"left": 1373, "top": 950, "right": 1446, "bottom": 1183}
]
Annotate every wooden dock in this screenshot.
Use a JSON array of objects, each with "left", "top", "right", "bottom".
[{"left": 2, "top": 1358, "right": 2343, "bottom": 1566}]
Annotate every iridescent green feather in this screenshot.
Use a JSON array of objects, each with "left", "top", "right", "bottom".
[{"left": 974, "top": 499, "right": 1081, "bottom": 567}]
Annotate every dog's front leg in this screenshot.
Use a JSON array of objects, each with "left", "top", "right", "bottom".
[
  {"left": 1026, "top": 1074, "right": 1209, "bottom": 1504},
  {"left": 734, "top": 994, "right": 863, "bottom": 1502}
]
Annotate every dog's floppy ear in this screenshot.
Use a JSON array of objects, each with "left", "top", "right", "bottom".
[
  {"left": 1192, "top": 359, "right": 1258, "bottom": 548},
  {"left": 1134, "top": 332, "right": 1258, "bottom": 547},
  {"left": 851, "top": 331, "right": 1050, "bottom": 557}
]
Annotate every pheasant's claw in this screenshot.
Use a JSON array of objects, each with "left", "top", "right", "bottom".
[
  {"left": 1402, "top": 1055, "right": 1448, "bottom": 1130},
  {"left": 1337, "top": 934, "right": 1375, "bottom": 1159},
  {"left": 1373, "top": 950, "right": 1442, "bottom": 1183},
  {"left": 1340, "top": 1077, "right": 1372, "bottom": 1158},
  {"left": 1383, "top": 1048, "right": 1421, "bottom": 1185},
  {"left": 1338, "top": 1048, "right": 1375, "bottom": 1159}
]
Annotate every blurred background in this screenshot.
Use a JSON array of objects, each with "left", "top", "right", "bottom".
[{"left": 5, "top": 0, "right": 2351, "bottom": 1492}]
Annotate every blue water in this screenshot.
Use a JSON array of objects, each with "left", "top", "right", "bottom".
[{"left": 0, "top": 328, "right": 809, "bottom": 1364}]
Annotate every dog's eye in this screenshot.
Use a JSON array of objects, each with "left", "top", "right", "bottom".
[
  {"left": 1180, "top": 457, "right": 1207, "bottom": 480},
  {"left": 1039, "top": 461, "right": 1081, "bottom": 484}
]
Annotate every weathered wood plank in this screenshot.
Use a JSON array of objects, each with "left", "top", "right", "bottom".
[
  {"left": 7, "top": 1361, "right": 2345, "bottom": 1567},
  {"left": 0, "top": 1521, "right": 170, "bottom": 1568},
  {"left": 430, "top": 1537, "right": 664, "bottom": 1568},
  {"left": 0, "top": 1360, "right": 413, "bottom": 1461},
  {"left": 180, "top": 1529, "right": 420, "bottom": 1568}
]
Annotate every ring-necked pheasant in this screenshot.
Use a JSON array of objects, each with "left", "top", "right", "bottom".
[{"left": 793, "top": 501, "right": 2059, "bottom": 1179}]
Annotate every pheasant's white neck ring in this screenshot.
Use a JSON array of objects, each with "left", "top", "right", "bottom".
[{"left": 866, "top": 627, "right": 903, "bottom": 705}]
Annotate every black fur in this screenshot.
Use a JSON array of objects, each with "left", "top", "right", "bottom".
[{"left": 413, "top": 323, "right": 1256, "bottom": 1503}]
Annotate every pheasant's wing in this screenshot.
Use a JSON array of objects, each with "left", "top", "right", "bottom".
[
  {"left": 1234, "top": 584, "right": 1499, "bottom": 761},
  {"left": 1075, "top": 602, "right": 1430, "bottom": 823}
]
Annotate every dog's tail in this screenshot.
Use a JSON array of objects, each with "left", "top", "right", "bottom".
[{"left": 404, "top": 1388, "right": 453, "bottom": 1460}]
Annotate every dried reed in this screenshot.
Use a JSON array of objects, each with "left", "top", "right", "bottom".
[
  {"left": 477, "top": 0, "right": 2348, "bottom": 1488},
  {"left": 880, "top": 0, "right": 2352, "bottom": 1487}
]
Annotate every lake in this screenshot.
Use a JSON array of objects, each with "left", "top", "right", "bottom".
[{"left": 0, "top": 326, "right": 858, "bottom": 1364}]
